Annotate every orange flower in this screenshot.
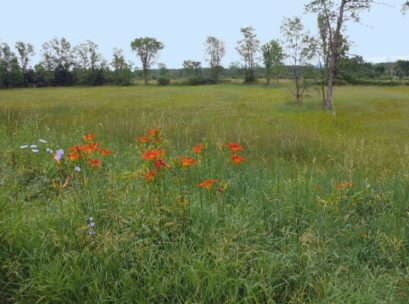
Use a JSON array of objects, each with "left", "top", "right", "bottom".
[
  {"left": 70, "top": 153, "right": 80, "bottom": 161},
  {"left": 143, "top": 170, "right": 155, "bottom": 182},
  {"left": 231, "top": 154, "right": 246, "bottom": 165},
  {"left": 89, "top": 159, "right": 102, "bottom": 167},
  {"left": 83, "top": 133, "right": 96, "bottom": 142},
  {"left": 154, "top": 159, "right": 171, "bottom": 171},
  {"left": 99, "top": 149, "right": 113, "bottom": 156},
  {"left": 68, "top": 145, "right": 85, "bottom": 152},
  {"left": 142, "top": 149, "right": 165, "bottom": 161},
  {"left": 138, "top": 136, "right": 150, "bottom": 143},
  {"left": 192, "top": 144, "right": 205, "bottom": 154},
  {"left": 335, "top": 181, "right": 353, "bottom": 190},
  {"left": 180, "top": 156, "right": 197, "bottom": 167},
  {"left": 83, "top": 143, "right": 99, "bottom": 154},
  {"left": 225, "top": 143, "right": 244, "bottom": 153},
  {"left": 198, "top": 178, "right": 218, "bottom": 190},
  {"left": 148, "top": 128, "right": 160, "bottom": 137}
]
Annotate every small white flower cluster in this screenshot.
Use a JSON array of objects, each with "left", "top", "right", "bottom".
[
  {"left": 88, "top": 216, "right": 96, "bottom": 237},
  {"left": 20, "top": 139, "right": 54, "bottom": 154},
  {"left": 20, "top": 139, "right": 80, "bottom": 174}
]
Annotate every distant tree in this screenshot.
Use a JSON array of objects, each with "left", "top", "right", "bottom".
[
  {"left": 15, "top": 42, "right": 35, "bottom": 76},
  {"left": 315, "top": 13, "right": 349, "bottom": 105},
  {"left": 183, "top": 60, "right": 205, "bottom": 85},
  {"left": 337, "top": 56, "right": 368, "bottom": 83},
  {"left": 261, "top": 40, "right": 285, "bottom": 85},
  {"left": 110, "top": 48, "right": 132, "bottom": 85},
  {"left": 130, "top": 37, "right": 164, "bottom": 84},
  {"left": 229, "top": 61, "right": 243, "bottom": 79},
  {"left": 73, "top": 40, "right": 107, "bottom": 85},
  {"left": 0, "top": 42, "right": 22, "bottom": 87},
  {"left": 306, "top": 0, "right": 374, "bottom": 111},
  {"left": 157, "top": 63, "right": 170, "bottom": 85},
  {"left": 236, "top": 26, "right": 260, "bottom": 83},
  {"left": 204, "top": 36, "right": 225, "bottom": 82},
  {"left": 40, "top": 37, "right": 75, "bottom": 85},
  {"left": 281, "top": 17, "right": 316, "bottom": 105},
  {"left": 395, "top": 60, "right": 409, "bottom": 77},
  {"left": 41, "top": 37, "right": 74, "bottom": 71}
]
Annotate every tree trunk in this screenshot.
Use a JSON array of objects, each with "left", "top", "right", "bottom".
[
  {"left": 325, "top": 0, "right": 346, "bottom": 111},
  {"left": 143, "top": 68, "right": 148, "bottom": 85},
  {"left": 295, "top": 76, "right": 301, "bottom": 105}
]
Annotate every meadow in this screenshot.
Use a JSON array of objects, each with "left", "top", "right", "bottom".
[{"left": 1, "top": 83, "right": 409, "bottom": 303}]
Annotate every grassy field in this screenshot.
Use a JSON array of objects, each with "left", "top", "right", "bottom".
[{"left": 1, "top": 83, "right": 409, "bottom": 303}]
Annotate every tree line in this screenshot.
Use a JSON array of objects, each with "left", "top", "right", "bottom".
[{"left": 0, "top": 0, "right": 407, "bottom": 110}]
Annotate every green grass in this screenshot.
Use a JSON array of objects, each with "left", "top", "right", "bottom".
[{"left": 1, "top": 83, "right": 409, "bottom": 303}]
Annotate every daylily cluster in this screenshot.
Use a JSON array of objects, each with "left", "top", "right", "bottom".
[
  {"left": 138, "top": 129, "right": 248, "bottom": 196},
  {"left": 225, "top": 143, "right": 246, "bottom": 165},
  {"left": 67, "top": 133, "right": 112, "bottom": 168},
  {"left": 195, "top": 143, "right": 246, "bottom": 192},
  {"left": 139, "top": 128, "right": 171, "bottom": 182},
  {"left": 139, "top": 128, "right": 209, "bottom": 183}
]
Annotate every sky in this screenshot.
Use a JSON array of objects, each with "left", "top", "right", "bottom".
[{"left": 1, "top": 0, "right": 408, "bottom": 68}]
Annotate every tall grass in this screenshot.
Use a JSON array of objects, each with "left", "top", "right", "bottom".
[{"left": 1, "top": 84, "right": 409, "bottom": 303}]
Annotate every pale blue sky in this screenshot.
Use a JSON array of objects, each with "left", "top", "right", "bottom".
[{"left": 1, "top": 0, "right": 408, "bottom": 68}]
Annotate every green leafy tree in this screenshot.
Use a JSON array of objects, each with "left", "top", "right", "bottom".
[
  {"left": 236, "top": 26, "right": 260, "bottom": 83},
  {"left": 229, "top": 61, "right": 243, "bottom": 79},
  {"left": 40, "top": 37, "right": 75, "bottom": 85},
  {"left": 315, "top": 13, "right": 350, "bottom": 106},
  {"left": 183, "top": 60, "right": 204, "bottom": 85},
  {"left": 0, "top": 42, "right": 23, "bottom": 87},
  {"left": 15, "top": 41, "right": 35, "bottom": 85},
  {"left": 395, "top": 60, "right": 409, "bottom": 77},
  {"left": 157, "top": 63, "right": 170, "bottom": 86},
  {"left": 73, "top": 40, "right": 107, "bottom": 86},
  {"left": 130, "top": 37, "right": 164, "bottom": 84},
  {"left": 281, "top": 17, "right": 316, "bottom": 105},
  {"left": 41, "top": 37, "right": 74, "bottom": 71},
  {"left": 204, "top": 36, "right": 225, "bottom": 82},
  {"left": 261, "top": 40, "right": 285, "bottom": 85},
  {"left": 306, "top": 0, "right": 374, "bottom": 111},
  {"left": 110, "top": 48, "right": 132, "bottom": 85}
]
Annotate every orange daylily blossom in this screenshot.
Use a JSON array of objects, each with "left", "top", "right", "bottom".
[
  {"left": 138, "top": 136, "right": 150, "bottom": 143},
  {"left": 83, "top": 133, "right": 96, "bottom": 142},
  {"left": 225, "top": 143, "right": 244, "bottom": 153},
  {"left": 70, "top": 153, "right": 80, "bottom": 161},
  {"left": 143, "top": 170, "right": 155, "bottom": 182},
  {"left": 99, "top": 149, "right": 113, "bottom": 156},
  {"left": 231, "top": 154, "right": 246, "bottom": 165},
  {"left": 68, "top": 145, "right": 85, "bottom": 152},
  {"left": 180, "top": 156, "right": 197, "bottom": 167},
  {"left": 142, "top": 149, "right": 165, "bottom": 161},
  {"left": 198, "top": 178, "right": 218, "bottom": 190},
  {"left": 83, "top": 143, "right": 99, "bottom": 154},
  {"left": 148, "top": 128, "right": 160, "bottom": 137},
  {"left": 335, "top": 181, "right": 353, "bottom": 190},
  {"left": 154, "top": 159, "right": 171, "bottom": 171},
  {"left": 192, "top": 143, "right": 205, "bottom": 154},
  {"left": 89, "top": 159, "right": 102, "bottom": 168}
]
